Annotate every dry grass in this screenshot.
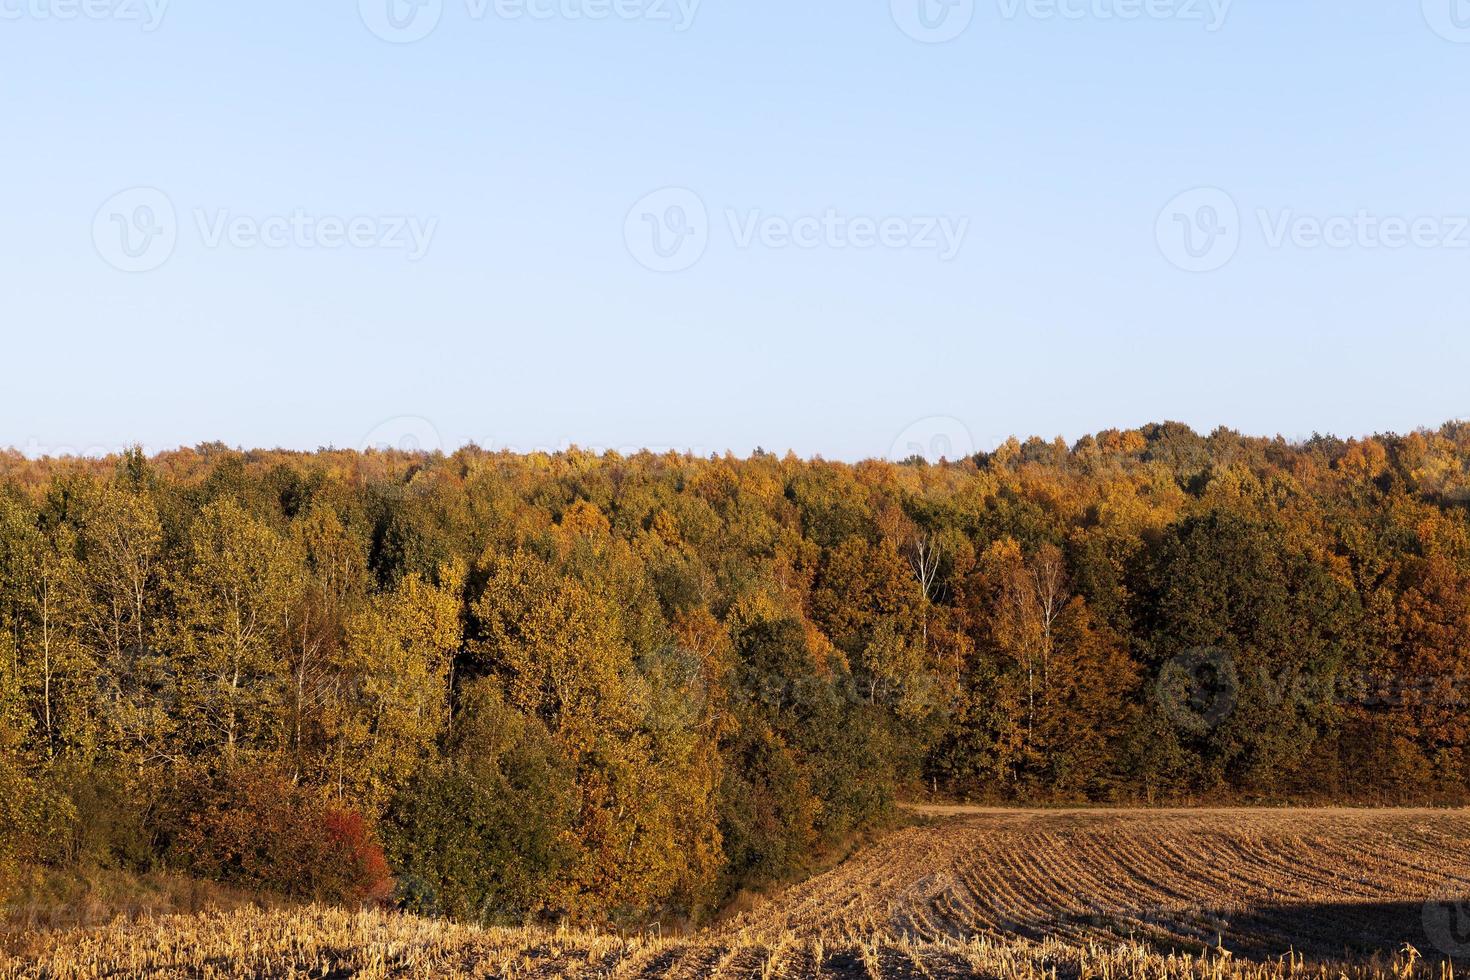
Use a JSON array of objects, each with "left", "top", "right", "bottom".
[
  {"left": 2, "top": 867, "right": 276, "bottom": 937},
  {"left": 6, "top": 808, "right": 1470, "bottom": 978}
]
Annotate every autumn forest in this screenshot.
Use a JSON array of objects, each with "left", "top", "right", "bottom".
[{"left": 4, "top": 422, "right": 1470, "bottom": 928}]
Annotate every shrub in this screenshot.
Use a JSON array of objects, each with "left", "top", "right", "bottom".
[{"left": 157, "top": 766, "right": 391, "bottom": 904}]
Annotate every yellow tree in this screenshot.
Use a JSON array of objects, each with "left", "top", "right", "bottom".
[
  {"left": 75, "top": 482, "right": 161, "bottom": 675},
  {"left": 472, "top": 550, "right": 633, "bottom": 753},
  {"left": 982, "top": 538, "right": 1068, "bottom": 746},
  {"left": 0, "top": 500, "right": 96, "bottom": 763},
  {"left": 472, "top": 547, "right": 715, "bottom": 920},
  {"left": 25, "top": 533, "right": 94, "bottom": 762},
  {"left": 810, "top": 535, "right": 943, "bottom": 722},
  {"left": 0, "top": 630, "right": 34, "bottom": 902},
  {"left": 72, "top": 481, "right": 167, "bottom": 769},
  {"left": 328, "top": 565, "right": 462, "bottom": 812},
  {"left": 172, "top": 500, "right": 302, "bottom": 766}
]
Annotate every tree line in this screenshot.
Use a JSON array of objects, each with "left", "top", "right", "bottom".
[{"left": 3, "top": 421, "right": 1470, "bottom": 924}]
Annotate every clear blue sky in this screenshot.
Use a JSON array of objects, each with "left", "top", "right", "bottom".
[{"left": 3, "top": 0, "right": 1468, "bottom": 461}]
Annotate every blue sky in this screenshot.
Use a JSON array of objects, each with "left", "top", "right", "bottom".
[{"left": 2, "top": 0, "right": 1468, "bottom": 461}]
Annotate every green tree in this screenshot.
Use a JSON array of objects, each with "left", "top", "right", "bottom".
[{"left": 385, "top": 680, "right": 577, "bottom": 923}]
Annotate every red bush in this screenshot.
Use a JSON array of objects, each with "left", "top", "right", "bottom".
[
  {"left": 322, "top": 809, "right": 393, "bottom": 903},
  {"left": 161, "top": 767, "right": 391, "bottom": 904}
]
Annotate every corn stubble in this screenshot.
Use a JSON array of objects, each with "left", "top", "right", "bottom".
[{"left": 6, "top": 809, "right": 1469, "bottom": 979}]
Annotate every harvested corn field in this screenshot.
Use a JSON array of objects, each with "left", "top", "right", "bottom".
[
  {"left": 6, "top": 808, "right": 1470, "bottom": 979},
  {"left": 737, "top": 807, "right": 1470, "bottom": 960}
]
